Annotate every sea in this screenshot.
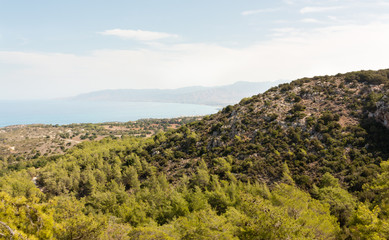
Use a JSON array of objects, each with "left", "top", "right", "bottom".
[{"left": 0, "top": 100, "right": 219, "bottom": 128}]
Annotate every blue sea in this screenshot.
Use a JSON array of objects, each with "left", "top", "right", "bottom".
[{"left": 0, "top": 100, "right": 219, "bottom": 127}]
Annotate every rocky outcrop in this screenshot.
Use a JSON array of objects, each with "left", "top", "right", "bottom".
[{"left": 373, "top": 96, "right": 389, "bottom": 129}]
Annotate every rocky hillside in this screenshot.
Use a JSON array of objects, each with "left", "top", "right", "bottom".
[
  {"left": 2, "top": 69, "right": 389, "bottom": 239},
  {"left": 144, "top": 69, "right": 389, "bottom": 193}
]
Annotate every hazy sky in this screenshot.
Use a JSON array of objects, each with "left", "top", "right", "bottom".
[{"left": 1, "top": 0, "right": 389, "bottom": 99}]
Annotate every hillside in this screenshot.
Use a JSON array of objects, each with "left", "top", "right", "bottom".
[
  {"left": 72, "top": 81, "right": 285, "bottom": 106},
  {"left": 140, "top": 69, "right": 389, "bottom": 192},
  {"left": 1, "top": 69, "right": 389, "bottom": 239}
]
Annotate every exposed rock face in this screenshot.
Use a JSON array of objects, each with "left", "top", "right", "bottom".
[{"left": 374, "top": 96, "right": 389, "bottom": 129}]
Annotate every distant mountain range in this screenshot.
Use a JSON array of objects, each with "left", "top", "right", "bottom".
[{"left": 71, "top": 80, "right": 287, "bottom": 106}]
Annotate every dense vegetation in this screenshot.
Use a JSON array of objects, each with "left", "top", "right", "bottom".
[{"left": 1, "top": 69, "right": 389, "bottom": 239}]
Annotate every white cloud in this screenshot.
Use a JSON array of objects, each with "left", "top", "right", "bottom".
[
  {"left": 99, "top": 29, "right": 179, "bottom": 41},
  {"left": 300, "top": 6, "right": 344, "bottom": 14},
  {"left": 377, "top": 1, "right": 389, "bottom": 6},
  {"left": 1, "top": 23, "right": 389, "bottom": 99},
  {"left": 241, "top": 8, "right": 279, "bottom": 16},
  {"left": 301, "top": 18, "right": 321, "bottom": 23}
]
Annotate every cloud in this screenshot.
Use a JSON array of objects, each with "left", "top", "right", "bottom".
[
  {"left": 301, "top": 18, "right": 321, "bottom": 23},
  {"left": 271, "top": 28, "right": 301, "bottom": 37},
  {"left": 377, "top": 1, "right": 389, "bottom": 6},
  {"left": 300, "top": 6, "right": 344, "bottom": 14},
  {"left": 241, "top": 8, "right": 279, "bottom": 16},
  {"left": 1, "top": 22, "right": 389, "bottom": 99},
  {"left": 99, "top": 29, "right": 179, "bottom": 41}
]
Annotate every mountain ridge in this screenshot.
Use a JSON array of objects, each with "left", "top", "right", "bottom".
[{"left": 71, "top": 80, "right": 287, "bottom": 106}]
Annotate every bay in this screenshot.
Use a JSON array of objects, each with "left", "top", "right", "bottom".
[{"left": 0, "top": 100, "right": 219, "bottom": 127}]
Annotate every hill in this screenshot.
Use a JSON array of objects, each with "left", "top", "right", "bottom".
[
  {"left": 1, "top": 69, "right": 389, "bottom": 239},
  {"left": 140, "top": 69, "right": 389, "bottom": 191},
  {"left": 72, "top": 81, "right": 286, "bottom": 106}
]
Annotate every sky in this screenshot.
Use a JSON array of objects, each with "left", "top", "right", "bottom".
[{"left": 1, "top": 0, "right": 389, "bottom": 99}]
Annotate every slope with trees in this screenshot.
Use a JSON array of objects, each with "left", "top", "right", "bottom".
[{"left": 0, "top": 69, "right": 389, "bottom": 239}]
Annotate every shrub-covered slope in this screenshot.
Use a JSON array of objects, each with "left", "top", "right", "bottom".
[
  {"left": 145, "top": 69, "right": 389, "bottom": 193},
  {"left": 1, "top": 69, "right": 389, "bottom": 239}
]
